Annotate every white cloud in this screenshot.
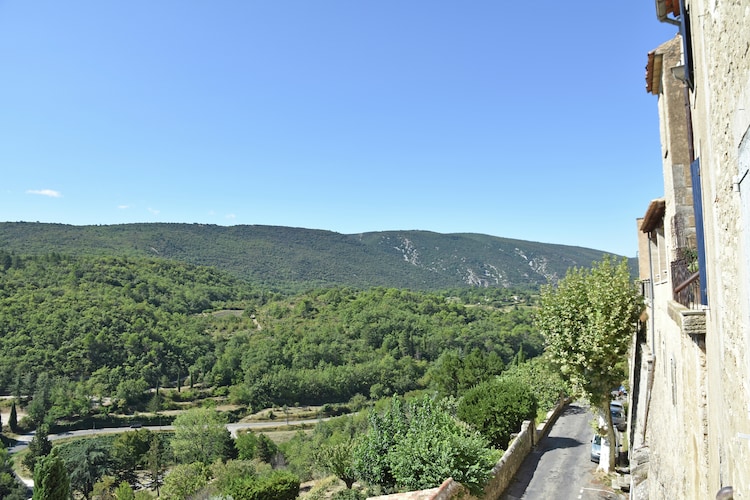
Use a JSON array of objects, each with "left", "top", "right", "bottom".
[
  {"left": 225, "top": 213, "right": 236, "bottom": 219},
  {"left": 26, "top": 189, "right": 62, "bottom": 198},
  {"left": 148, "top": 207, "right": 160, "bottom": 215},
  {"left": 118, "top": 205, "right": 130, "bottom": 210}
]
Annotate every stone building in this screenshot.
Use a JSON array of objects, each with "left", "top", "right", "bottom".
[{"left": 632, "top": 1, "right": 750, "bottom": 498}]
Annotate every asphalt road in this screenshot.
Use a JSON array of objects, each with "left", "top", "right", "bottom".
[
  {"left": 6, "top": 417, "right": 325, "bottom": 455},
  {"left": 500, "top": 402, "right": 625, "bottom": 500}
]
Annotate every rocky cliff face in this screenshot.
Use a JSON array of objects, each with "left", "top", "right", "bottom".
[{"left": 380, "top": 232, "right": 603, "bottom": 288}]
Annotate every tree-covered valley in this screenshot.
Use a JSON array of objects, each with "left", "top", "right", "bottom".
[
  {"left": 0, "top": 251, "right": 544, "bottom": 412},
  {"left": 0, "top": 249, "right": 574, "bottom": 498}
]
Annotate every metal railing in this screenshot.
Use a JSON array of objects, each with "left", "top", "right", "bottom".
[{"left": 671, "top": 258, "right": 702, "bottom": 309}]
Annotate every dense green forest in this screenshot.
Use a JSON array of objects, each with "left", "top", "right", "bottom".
[
  {"left": 0, "top": 222, "right": 622, "bottom": 292},
  {"left": 0, "top": 248, "right": 577, "bottom": 498},
  {"left": 0, "top": 251, "right": 541, "bottom": 414}
]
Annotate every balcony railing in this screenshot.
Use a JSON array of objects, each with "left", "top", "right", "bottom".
[{"left": 671, "top": 258, "right": 702, "bottom": 309}]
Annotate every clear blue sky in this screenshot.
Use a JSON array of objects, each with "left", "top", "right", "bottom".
[{"left": 0, "top": 2, "right": 679, "bottom": 257}]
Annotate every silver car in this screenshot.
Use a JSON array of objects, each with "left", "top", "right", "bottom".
[
  {"left": 610, "top": 406, "right": 626, "bottom": 432},
  {"left": 591, "top": 434, "right": 603, "bottom": 462}
]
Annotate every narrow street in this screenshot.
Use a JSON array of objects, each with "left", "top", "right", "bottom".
[{"left": 501, "top": 402, "right": 626, "bottom": 500}]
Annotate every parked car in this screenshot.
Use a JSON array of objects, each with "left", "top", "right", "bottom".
[
  {"left": 610, "top": 408, "right": 626, "bottom": 432},
  {"left": 610, "top": 401, "right": 626, "bottom": 431},
  {"left": 591, "top": 434, "right": 603, "bottom": 462}
]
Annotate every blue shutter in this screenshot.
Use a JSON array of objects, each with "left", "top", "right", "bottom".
[{"left": 691, "top": 158, "right": 708, "bottom": 305}]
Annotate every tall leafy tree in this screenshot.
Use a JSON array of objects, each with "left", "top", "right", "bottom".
[
  {"left": 111, "top": 429, "right": 152, "bottom": 486},
  {"left": 255, "top": 433, "right": 279, "bottom": 464},
  {"left": 161, "top": 462, "right": 210, "bottom": 499},
  {"left": 235, "top": 431, "right": 259, "bottom": 460},
  {"left": 171, "top": 407, "right": 230, "bottom": 465},
  {"left": 499, "top": 355, "right": 570, "bottom": 413},
  {"left": 146, "top": 435, "right": 166, "bottom": 497},
  {"left": 536, "top": 256, "right": 642, "bottom": 470},
  {"left": 61, "top": 439, "right": 113, "bottom": 499},
  {"left": 315, "top": 441, "right": 357, "bottom": 489},
  {"left": 27, "top": 373, "right": 53, "bottom": 426},
  {"left": 32, "top": 449, "right": 70, "bottom": 500}
]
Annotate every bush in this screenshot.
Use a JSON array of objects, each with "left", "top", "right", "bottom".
[
  {"left": 221, "top": 469, "right": 300, "bottom": 500},
  {"left": 235, "top": 431, "right": 259, "bottom": 461},
  {"left": 354, "top": 395, "right": 499, "bottom": 495},
  {"left": 17, "top": 416, "right": 35, "bottom": 433},
  {"left": 499, "top": 356, "right": 569, "bottom": 413},
  {"left": 332, "top": 489, "right": 366, "bottom": 500},
  {"left": 457, "top": 377, "right": 537, "bottom": 449},
  {"left": 161, "top": 462, "right": 211, "bottom": 499}
]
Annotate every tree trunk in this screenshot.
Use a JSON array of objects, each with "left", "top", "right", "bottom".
[{"left": 604, "top": 404, "right": 617, "bottom": 471}]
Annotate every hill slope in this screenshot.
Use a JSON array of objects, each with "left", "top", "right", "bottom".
[{"left": 0, "top": 222, "right": 619, "bottom": 290}]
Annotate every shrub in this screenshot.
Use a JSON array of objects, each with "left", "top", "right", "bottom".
[
  {"left": 221, "top": 469, "right": 300, "bottom": 500},
  {"left": 354, "top": 395, "right": 498, "bottom": 495},
  {"left": 332, "top": 489, "right": 366, "bottom": 500},
  {"left": 161, "top": 462, "right": 210, "bottom": 499},
  {"left": 499, "top": 356, "right": 569, "bottom": 413},
  {"left": 457, "top": 377, "right": 537, "bottom": 449}
]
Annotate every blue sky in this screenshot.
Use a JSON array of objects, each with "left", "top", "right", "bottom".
[{"left": 0, "top": 2, "right": 679, "bottom": 257}]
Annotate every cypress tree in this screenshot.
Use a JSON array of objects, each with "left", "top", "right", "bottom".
[
  {"left": 33, "top": 449, "right": 70, "bottom": 500},
  {"left": 9, "top": 401, "right": 17, "bottom": 433}
]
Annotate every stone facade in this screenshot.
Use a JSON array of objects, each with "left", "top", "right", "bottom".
[{"left": 634, "top": 1, "right": 750, "bottom": 498}]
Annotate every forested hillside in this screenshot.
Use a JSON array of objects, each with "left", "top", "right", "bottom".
[
  {"left": 0, "top": 251, "right": 541, "bottom": 412},
  {"left": 0, "top": 222, "right": 619, "bottom": 291},
  {"left": 0, "top": 252, "right": 260, "bottom": 398},
  {"left": 0, "top": 249, "right": 570, "bottom": 498}
]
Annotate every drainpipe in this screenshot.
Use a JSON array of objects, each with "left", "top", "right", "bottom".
[
  {"left": 641, "top": 232, "right": 657, "bottom": 440},
  {"left": 647, "top": 232, "right": 656, "bottom": 350},
  {"left": 684, "top": 85, "right": 695, "bottom": 163}
]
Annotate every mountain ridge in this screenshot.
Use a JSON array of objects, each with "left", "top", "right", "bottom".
[{"left": 0, "top": 222, "right": 626, "bottom": 291}]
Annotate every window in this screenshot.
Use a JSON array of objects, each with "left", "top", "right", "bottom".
[{"left": 679, "top": 0, "right": 695, "bottom": 90}]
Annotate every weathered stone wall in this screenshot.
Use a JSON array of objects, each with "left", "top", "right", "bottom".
[
  {"left": 638, "top": 2, "right": 750, "bottom": 498},
  {"left": 480, "top": 419, "right": 534, "bottom": 500},
  {"left": 645, "top": 282, "right": 708, "bottom": 499},
  {"left": 638, "top": 33, "right": 712, "bottom": 500},
  {"left": 686, "top": 0, "right": 750, "bottom": 496}
]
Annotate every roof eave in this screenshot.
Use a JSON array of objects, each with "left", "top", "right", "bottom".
[{"left": 641, "top": 199, "right": 666, "bottom": 232}]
